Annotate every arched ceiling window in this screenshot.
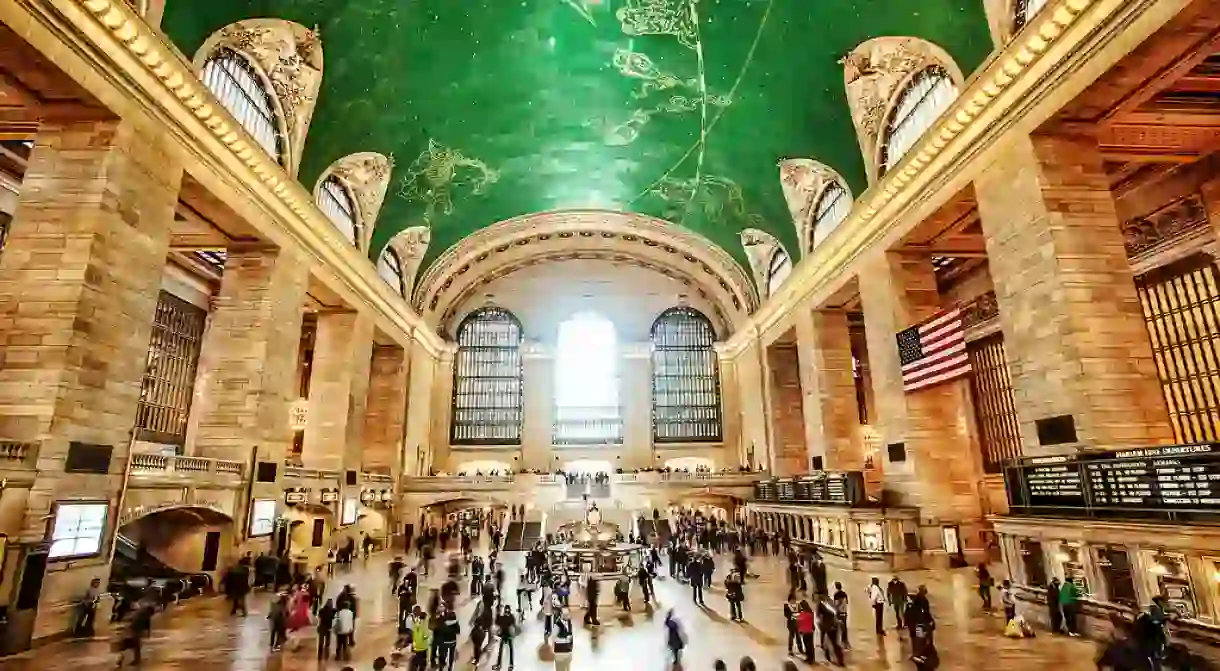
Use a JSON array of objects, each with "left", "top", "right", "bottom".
[
  {"left": 1013, "top": 0, "right": 1051, "bottom": 32},
  {"left": 451, "top": 307, "right": 523, "bottom": 445},
  {"left": 651, "top": 307, "right": 722, "bottom": 443},
  {"left": 766, "top": 248, "right": 793, "bottom": 297},
  {"left": 199, "top": 48, "right": 284, "bottom": 164},
  {"left": 811, "top": 180, "right": 852, "bottom": 249},
  {"left": 377, "top": 247, "right": 405, "bottom": 296},
  {"left": 317, "top": 176, "right": 361, "bottom": 247},
  {"left": 554, "top": 312, "right": 621, "bottom": 445},
  {"left": 879, "top": 65, "right": 958, "bottom": 175}
]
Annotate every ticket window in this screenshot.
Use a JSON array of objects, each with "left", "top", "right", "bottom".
[
  {"left": 1020, "top": 539, "right": 1048, "bottom": 587},
  {"left": 1095, "top": 546, "right": 1138, "bottom": 607},
  {"left": 859, "top": 521, "right": 885, "bottom": 552},
  {"left": 1054, "top": 542, "right": 1090, "bottom": 596},
  {"left": 1150, "top": 552, "right": 1197, "bottom": 619}
]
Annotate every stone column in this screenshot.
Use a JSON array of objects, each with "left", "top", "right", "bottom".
[
  {"left": 428, "top": 347, "right": 455, "bottom": 471},
  {"left": 520, "top": 342, "right": 554, "bottom": 471},
  {"left": 0, "top": 121, "right": 181, "bottom": 637},
  {"left": 620, "top": 342, "right": 654, "bottom": 471},
  {"left": 858, "top": 250, "right": 985, "bottom": 560},
  {"left": 736, "top": 340, "right": 770, "bottom": 472},
  {"left": 193, "top": 244, "right": 308, "bottom": 558},
  {"left": 975, "top": 131, "right": 1173, "bottom": 453},
  {"left": 403, "top": 338, "right": 440, "bottom": 475},
  {"left": 302, "top": 311, "right": 374, "bottom": 472},
  {"left": 765, "top": 342, "right": 806, "bottom": 476},
  {"left": 716, "top": 347, "right": 744, "bottom": 468},
  {"left": 363, "top": 344, "right": 411, "bottom": 474},
  {"left": 795, "top": 308, "right": 865, "bottom": 470}
]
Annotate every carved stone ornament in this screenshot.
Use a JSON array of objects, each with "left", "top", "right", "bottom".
[
  {"left": 326, "top": 152, "right": 395, "bottom": 246},
  {"left": 841, "top": 37, "right": 962, "bottom": 182},
  {"left": 1121, "top": 193, "right": 1209, "bottom": 258},
  {"left": 386, "top": 225, "right": 432, "bottom": 296},
  {"left": 960, "top": 291, "right": 999, "bottom": 330},
  {"left": 777, "top": 158, "right": 846, "bottom": 252},
  {"left": 739, "top": 227, "right": 783, "bottom": 293},
  {"left": 197, "top": 19, "right": 324, "bottom": 173}
]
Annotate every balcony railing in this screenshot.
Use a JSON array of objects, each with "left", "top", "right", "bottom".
[
  {"left": 0, "top": 441, "right": 38, "bottom": 467},
  {"left": 130, "top": 453, "right": 245, "bottom": 479},
  {"left": 363, "top": 472, "right": 393, "bottom": 484},
  {"left": 552, "top": 406, "right": 623, "bottom": 445}
]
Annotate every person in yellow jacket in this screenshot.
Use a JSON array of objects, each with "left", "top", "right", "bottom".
[{"left": 409, "top": 608, "right": 432, "bottom": 671}]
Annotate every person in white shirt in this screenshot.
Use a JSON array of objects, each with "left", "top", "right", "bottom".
[
  {"left": 333, "top": 604, "right": 355, "bottom": 661},
  {"left": 1000, "top": 579, "right": 1017, "bottom": 622},
  {"left": 541, "top": 583, "right": 554, "bottom": 636},
  {"left": 867, "top": 577, "right": 887, "bottom": 635}
]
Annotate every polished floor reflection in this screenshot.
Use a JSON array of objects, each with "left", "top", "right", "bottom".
[{"left": 3, "top": 546, "right": 1103, "bottom": 670}]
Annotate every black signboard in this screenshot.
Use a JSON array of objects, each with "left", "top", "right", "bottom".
[
  {"left": 752, "top": 471, "right": 865, "bottom": 506},
  {"left": 1005, "top": 443, "right": 1220, "bottom": 519}
]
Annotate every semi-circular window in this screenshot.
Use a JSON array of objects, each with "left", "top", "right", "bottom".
[
  {"left": 879, "top": 65, "right": 958, "bottom": 174},
  {"left": 377, "top": 247, "right": 405, "bottom": 296},
  {"left": 766, "top": 248, "right": 793, "bottom": 297},
  {"left": 811, "top": 180, "right": 851, "bottom": 249},
  {"left": 199, "top": 48, "right": 284, "bottom": 163},
  {"left": 317, "top": 176, "right": 361, "bottom": 247}
]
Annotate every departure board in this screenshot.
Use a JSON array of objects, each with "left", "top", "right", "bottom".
[
  {"left": 753, "top": 471, "right": 865, "bottom": 506},
  {"left": 1005, "top": 443, "right": 1220, "bottom": 517}
]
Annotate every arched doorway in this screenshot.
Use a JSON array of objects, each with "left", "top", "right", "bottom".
[{"left": 116, "top": 506, "right": 235, "bottom": 590}]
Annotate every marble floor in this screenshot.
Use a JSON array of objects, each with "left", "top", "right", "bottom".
[{"left": 1, "top": 544, "right": 1105, "bottom": 671}]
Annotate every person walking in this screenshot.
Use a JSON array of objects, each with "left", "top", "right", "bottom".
[
  {"left": 818, "top": 594, "right": 844, "bottom": 666},
  {"left": 553, "top": 608, "right": 574, "bottom": 671},
  {"left": 408, "top": 608, "right": 431, "bottom": 671},
  {"left": 796, "top": 600, "right": 816, "bottom": 665},
  {"left": 115, "top": 597, "right": 154, "bottom": 668},
  {"left": 887, "top": 576, "right": 908, "bottom": 630},
  {"left": 583, "top": 577, "right": 600, "bottom": 626},
  {"left": 725, "top": 569, "right": 745, "bottom": 622},
  {"left": 1000, "top": 579, "right": 1016, "bottom": 623},
  {"left": 868, "top": 577, "right": 886, "bottom": 636},
  {"left": 1047, "top": 578, "right": 1064, "bottom": 634},
  {"left": 664, "top": 610, "right": 687, "bottom": 669},
  {"left": 333, "top": 600, "right": 356, "bottom": 662},
  {"left": 435, "top": 604, "right": 460, "bottom": 671},
  {"left": 833, "top": 581, "right": 850, "bottom": 650},
  {"left": 494, "top": 605, "right": 517, "bottom": 671},
  {"left": 784, "top": 599, "right": 804, "bottom": 657},
  {"left": 1059, "top": 578, "right": 1081, "bottom": 636},
  {"left": 267, "top": 593, "right": 289, "bottom": 652},
  {"left": 688, "top": 557, "right": 705, "bottom": 606},
  {"left": 316, "top": 598, "right": 336, "bottom": 660},
  {"left": 977, "top": 563, "right": 994, "bottom": 612}
]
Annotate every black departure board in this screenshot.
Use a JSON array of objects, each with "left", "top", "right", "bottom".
[
  {"left": 1005, "top": 443, "right": 1220, "bottom": 518},
  {"left": 753, "top": 471, "right": 865, "bottom": 506}
]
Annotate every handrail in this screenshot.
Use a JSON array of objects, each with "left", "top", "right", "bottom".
[{"left": 130, "top": 453, "right": 245, "bottom": 478}]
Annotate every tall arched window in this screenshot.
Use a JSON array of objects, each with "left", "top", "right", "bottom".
[
  {"left": 451, "top": 307, "right": 524, "bottom": 445},
  {"left": 377, "top": 247, "right": 405, "bottom": 296},
  {"left": 1013, "top": 0, "right": 1051, "bottom": 32},
  {"left": 317, "top": 176, "right": 361, "bottom": 247},
  {"left": 651, "top": 307, "right": 722, "bottom": 443},
  {"left": 879, "top": 65, "right": 958, "bottom": 175},
  {"left": 199, "top": 48, "right": 284, "bottom": 163},
  {"left": 766, "top": 248, "right": 792, "bottom": 297},
  {"left": 811, "top": 181, "right": 851, "bottom": 249},
  {"left": 554, "top": 312, "right": 621, "bottom": 444}
]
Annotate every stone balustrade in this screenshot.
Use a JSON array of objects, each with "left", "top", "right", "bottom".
[
  {"left": 363, "top": 472, "right": 393, "bottom": 484},
  {"left": 129, "top": 453, "right": 246, "bottom": 484},
  {"left": 0, "top": 441, "right": 38, "bottom": 468},
  {"left": 283, "top": 465, "right": 343, "bottom": 481}
]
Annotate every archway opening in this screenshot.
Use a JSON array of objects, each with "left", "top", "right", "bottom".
[
  {"left": 115, "top": 506, "right": 235, "bottom": 595},
  {"left": 554, "top": 312, "right": 621, "bottom": 444}
]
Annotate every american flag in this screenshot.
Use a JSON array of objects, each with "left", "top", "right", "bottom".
[{"left": 896, "top": 308, "right": 971, "bottom": 392}]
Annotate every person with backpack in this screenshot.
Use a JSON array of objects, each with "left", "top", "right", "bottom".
[
  {"left": 552, "top": 608, "right": 574, "bottom": 671},
  {"left": 469, "top": 598, "right": 493, "bottom": 663},
  {"left": 725, "top": 569, "right": 745, "bottom": 622},
  {"left": 434, "top": 603, "right": 461, "bottom": 671},
  {"left": 494, "top": 605, "right": 518, "bottom": 671},
  {"left": 333, "top": 600, "right": 356, "bottom": 662},
  {"left": 316, "top": 598, "right": 336, "bottom": 660}
]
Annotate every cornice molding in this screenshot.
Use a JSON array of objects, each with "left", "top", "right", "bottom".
[
  {"left": 721, "top": 0, "right": 1180, "bottom": 359},
  {"left": 414, "top": 209, "right": 759, "bottom": 331},
  {"left": 33, "top": 0, "right": 444, "bottom": 357}
]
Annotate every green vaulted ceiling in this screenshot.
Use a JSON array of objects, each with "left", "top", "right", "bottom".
[{"left": 162, "top": 0, "right": 991, "bottom": 273}]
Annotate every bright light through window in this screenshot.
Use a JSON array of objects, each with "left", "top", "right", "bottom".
[
  {"left": 554, "top": 312, "right": 622, "bottom": 444},
  {"left": 49, "top": 502, "right": 108, "bottom": 560}
]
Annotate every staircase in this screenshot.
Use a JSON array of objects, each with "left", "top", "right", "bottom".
[
  {"left": 110, "top": 534, "right": 213, "bottom": 599},
  {"left": 655, "top": 519, "right": 673, "bottom": 544},
  {"left": 637, "top": 518, "right": 656, "bottom": 542},
  {"left": 502, "top": 521, "right": 526, "bottom": 551},
  {"left": 520, "top": 521, "right": 542, "bottom": 550}
]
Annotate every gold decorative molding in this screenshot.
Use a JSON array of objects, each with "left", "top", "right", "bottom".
[
  {"left": 722, "top": 0, "right": 1179, "bottom": 359},
  {"left": 194, "top": 19, "right": 324, "bottom": 177},
  {"left": 31, "top": 0, "right": 445, "bottom": 358}
]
